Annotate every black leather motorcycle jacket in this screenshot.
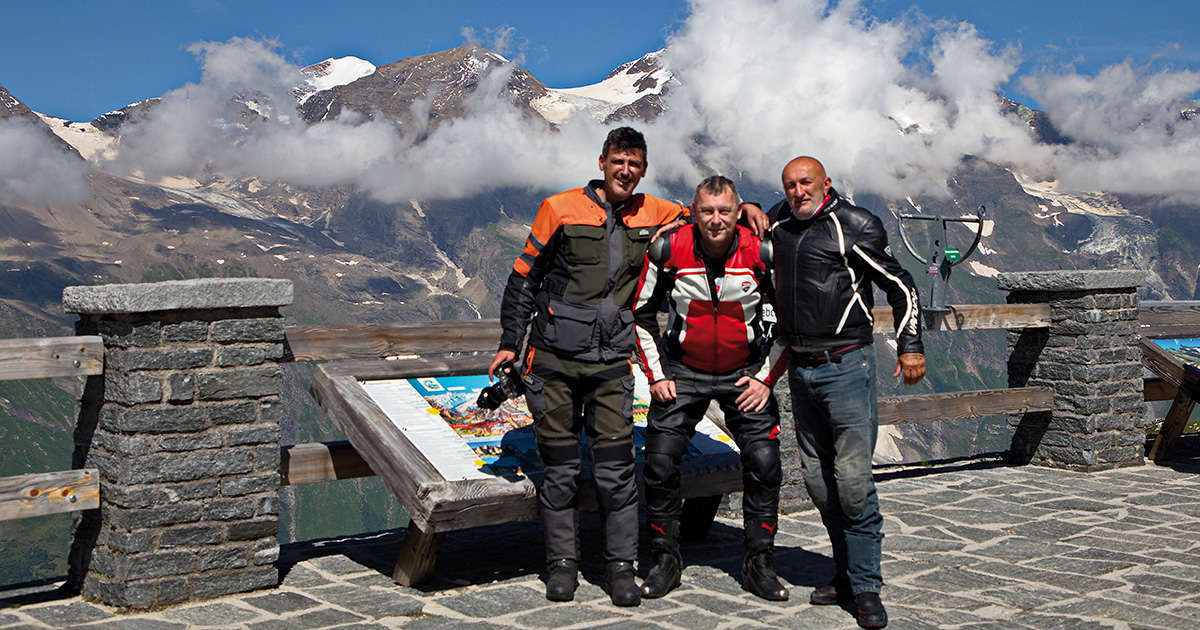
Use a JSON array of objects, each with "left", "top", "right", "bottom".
[{"left": 768, "top": 189, "right": 923, "bottom": 355}]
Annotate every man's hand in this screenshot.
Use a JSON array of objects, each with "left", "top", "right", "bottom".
[
  {"left": 489, "top": 350, "right": 517, "bottom": 380},
  {"left": 652, "top": 219, "right": 685, "bottom": 242},
  {"left": 735, "top": 376, "right": 770, "bottom": 412},
  {"left": 894, "top": 353, "right": 926, "bottom": 386},
  {"left": 741, "top": 203, "right": 770, "bottom": 237},
  {"left": 649, "top": 379, "right": 677, "bottom": 403}
]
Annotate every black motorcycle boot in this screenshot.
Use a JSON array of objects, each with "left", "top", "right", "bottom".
[
  {"left": 855, "top": 591, "right": 888, "bottom": 629},
  {"left": 641, "top": 519, "right": 682, "bottom": 598},
  {"left": 742, "top": 518, "right": 789, "bottom": 601},
  {"left": 544, "top": 558, "right": 578, "bottom": 602},
  {"left": 605, "top": 561, "right": 641, "bottom": 607}
]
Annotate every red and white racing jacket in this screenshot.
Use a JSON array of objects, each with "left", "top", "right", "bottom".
[{"left": 633, "top": 224, "right": 787, "bottom": 385}]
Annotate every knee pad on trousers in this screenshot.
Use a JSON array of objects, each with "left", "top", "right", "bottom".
[
  {"left": 741, "top": 439, "right": 782, "bottom": 487},
  {"left": 643, "top": 433, "right": 689, "bottom": 487},
  {"left": 740, "top": 440, "right": 782, "bottom": 520},
  {"left": 538, "top": 442, "right": 582, "bottom": 512},
  {"left": 590, "top": 438, "right": 637, "bottom": 513}
]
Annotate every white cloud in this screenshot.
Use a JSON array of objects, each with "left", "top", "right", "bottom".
[
  {"left": 0, "top": 118, "right": 89, "bottom": 206},
  {"left": 93, "top": 1, "right": 1200, "bottom": 204}
]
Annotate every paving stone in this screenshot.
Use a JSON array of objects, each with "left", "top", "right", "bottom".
[
  {"left": 885, "top": 534, "right": 964, "bottom": 553},
  {"left": 246, "top": 608, "right": 365, "bottom": 630},
  {"left": 511, "top": 604, "right": 625, "bottom": 628},
  {"left": 972, "top": 537, "right": 1077, "bottom": 562},
  {"left": 906, "top": 567, "right": 1020, "bottom": 593},
  {"left": 242, "top": 590, "right": 322, "bottom": 614},
  {"left": 24, "top": 602, "right": 113, "bottom": 626},
  {"left": 1005, "top": 518, "right": 1092, "bottom": 541},
  {"left": 304, "top": 584, "right": 422, "bottom": 618},
  {"left": 163, "top": 602, "right": 262, "bottom": 625},
  {"left": 307, "top": 555, "right": 373, "bottom": 575},
  {"left": 436, "top": 585, "right": 552, "bottom": 617},
  {"left": 673, "top": 591, "right": 758, "bottom": 615},
  {"left": 398, "top": 616, "right": 510, "bottom": 630},
  {"left": 80, "top": 620, "right": 187, "bottom": 630},
  {"left": 280, "top": 564, "right": 333, "bottom": 587}
]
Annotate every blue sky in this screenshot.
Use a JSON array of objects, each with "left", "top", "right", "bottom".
[{"left": 3, "top": 0, "right": 1199, "bottom": 122}]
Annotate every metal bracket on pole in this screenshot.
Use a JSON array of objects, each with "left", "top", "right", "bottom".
[{"left": 897, "top": 205, "right": 987, "bottom": 319}]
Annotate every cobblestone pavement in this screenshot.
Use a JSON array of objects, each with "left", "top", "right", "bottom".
[{"left": 3, "top": 447, "right": 1200, "bottom": 630}]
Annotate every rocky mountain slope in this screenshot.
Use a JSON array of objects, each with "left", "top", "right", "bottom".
[{"left": 1, "top": 43, "right": 1196, "bottom": 583}]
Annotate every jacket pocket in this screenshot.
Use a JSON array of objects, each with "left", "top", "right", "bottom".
[
  {"left": 543, "top": 300, "right": 599, "bottom": 355},
  {"left": 562, "top": 224, "right": 606, "bottom": 266},
  {"left": 624, "top": 226, "right": 654, "bottom": 268}
]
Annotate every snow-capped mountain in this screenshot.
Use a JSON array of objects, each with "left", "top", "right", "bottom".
[{"left": 534, "top": 49, "right": 673, "bottom": 124}]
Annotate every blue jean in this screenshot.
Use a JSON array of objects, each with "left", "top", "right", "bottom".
[{"left": 787, "top": 346, "right": 883, "bottom": 595}]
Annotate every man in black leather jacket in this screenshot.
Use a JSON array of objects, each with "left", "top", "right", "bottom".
[{"left": 768, "top": 156, "right": 925, "bottom": 629}]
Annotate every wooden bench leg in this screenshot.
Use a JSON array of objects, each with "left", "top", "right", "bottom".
[
  {"left": 1150, "top": 389, "right": 1197, "bottom": 463},
  {"left": 680, "top": 495, "right": 724, "bottom": 544},
  {"left": 393, "top": 522, "right": 446, "bottom": 586},
  {"left": 1150, "top": 363, "right": 1200, "bottom": 463}
]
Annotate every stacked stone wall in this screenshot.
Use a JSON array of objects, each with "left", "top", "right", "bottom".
[
  {"left": 1002, "top": 271, "right": 1148, "bottom": 472},
  {"left": 64, "top": 279, "right": 291, "bottom": 609}
]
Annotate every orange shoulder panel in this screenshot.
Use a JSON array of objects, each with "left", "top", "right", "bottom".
[
  {"left": 513, "top": 188, "right": 605, "bottom": 276},
  {"left": 624, "top": 194, "right": 688, "bottom": 229}
]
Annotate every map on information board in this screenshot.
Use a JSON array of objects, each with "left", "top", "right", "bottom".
[
  {"left": 1155, "top": 338, "right": 1200, "bottom": 365},
  {"left": 359, "top": 373, "right": 738, "bottom": 480}
]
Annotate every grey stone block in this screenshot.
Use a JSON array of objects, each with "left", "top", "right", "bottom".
[
  {"left": 63, "top": 278, "right": 293, "bottom": 314},
  {"left": 125, "top": 450, "right": 253, "bottom": 484},
  {"left": 216, "top": 347, "right": 266, "bottom": 366},
  {"left": 113, "top": 503, "right": 204, "bottom": 529},
  {"left": 197, "top": 367, "right": 282, "bottom": 400},
  {"left": 205, "top": 497, "right": 257, "bottom": 520},
  {"left": 227, "top": 518, "right": 278, "bottom": 541},
  {"left": 254, "top": 445, "right": 282, "bottom": 471},
  {"left": 259, "top": 398, "right": 283, "bottom": 422},
  {"left": 156, "top": 577, "right": 191, "bottom": 605},
  {"left": 162, "top": 321, "right": 209, "bottom": 342},
  {"left": 107, "top": 349, "right": 212, "bottom": 371},
  {"left": 211, "top": 318, "right": 285, "bottom": 343},
  {"left": 109, "top": 406, "right": 209, "bottom": 433},
  {"left": 209, "top": 401, "right": 256, "bottom": 424},
  {"left": 189, "top": 566, "right": 278, "bottom": 599},
  {"left": 221, "top": 474, "right": 279, "bottom": 496},
  {"left": 108, "top": 529, "right": 156, "bottom": 554},
  {"left": 227, "top": 425, "right": 281, "bottom": 446},
  {"left": 253, "top": 539, "right": 280, "bottom": 566},
  {"left": 199, "top": 546, "right": 249, "bottom": 571},
  {"left": 93, "top": 319, "right": 162, "bottom": 348},
  {"left": 161, "top": 525, "right": 224, "bottom": 547},
  {"left": 105, "top": 373, "right": 163, "bottom": 405},
  {"left": 168, "top": 373, "right": 195, "bottom": 403},
  {"left": 159, "top": 432, "right": 223, "bottom": 451},
  {"left": 121, "top": 550, "right": 196, "bottom": 580},
  {"left": 98, "top": 432, "right": 154, "bottom": 456},
  {"left": 998, "top": 270, "right": 1149, "bottom": 292}
]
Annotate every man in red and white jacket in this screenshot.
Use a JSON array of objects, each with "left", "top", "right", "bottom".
[{"left": 632, "top": 175, "right": 789, "bottom": 601}]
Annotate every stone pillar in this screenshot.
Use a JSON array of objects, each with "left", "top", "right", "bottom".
[
  {"left": 63, "top": 278, "right": 292, "bottom": 609},
  {"left": 1000, "top": 270, "right": 1148, "bottom": 472}
]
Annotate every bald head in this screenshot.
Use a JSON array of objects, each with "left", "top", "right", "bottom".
[{"left": 781, "top": 156, "right": 832, "bottom": 219}]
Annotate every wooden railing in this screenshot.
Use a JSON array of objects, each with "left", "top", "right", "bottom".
[
  {"left": 278, "top": 303, "right": 1059, "bottom": 485},
  {"left": 0, "top": 336, "right": 103, "bottom": 522},
  {"left": 6, "top": 300, "right": 1196, "bottom": 506}
]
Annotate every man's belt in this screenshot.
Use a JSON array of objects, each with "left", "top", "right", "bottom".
[{"left": 789, "top": 344, "right": 865, "bottom": 366}]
